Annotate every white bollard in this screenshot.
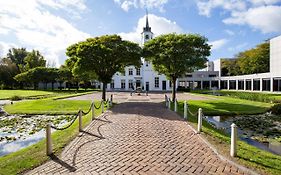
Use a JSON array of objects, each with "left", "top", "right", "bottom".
[
  {"left": 197, "top": 108, "right": 202, "bottom": 133},
  {"left": 101, "top": 100, "right": 104, "bottom": 113},
  {"left": 174, "top": 99, "right": 177, "bottom": 112},
  {"left": 184, "top": 101, "right": 187, "bottom": 120},
  {"left": 46, "top": 123, "right": 52, "bottom": 155},
  {"left": 79, "top": 110, "right": 82, "bottom": 132},
  {"left": 91, "top": 100, "right": 95, "bottom": 121},
  {"left": 168, "top": 98, "right": 171, "bottom": 109},
  {"left": 230, "top": 123, "right": 238, "bottom": 157}
]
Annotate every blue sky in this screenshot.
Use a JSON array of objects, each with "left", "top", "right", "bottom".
[{"left": 0, "top": 0, "right": 281, "bottom": 67}]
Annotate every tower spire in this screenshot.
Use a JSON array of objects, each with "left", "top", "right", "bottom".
[{"left": 143, "top": 9, "right": 151, "bottom": 32}]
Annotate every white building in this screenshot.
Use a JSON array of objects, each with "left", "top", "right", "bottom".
[
  {"left": 106, "top": 13, "right": 175, "bottom": 92},
  {"left": 178, "top": 35, "right": 281, "bottom": 92}
]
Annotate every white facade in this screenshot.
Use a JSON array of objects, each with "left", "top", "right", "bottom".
[
  {"left": 107, "top": 13, "right": 174, "bottom": 92},
  {"left": 179, "top": 35, "right": 281, "bottom": 92}
]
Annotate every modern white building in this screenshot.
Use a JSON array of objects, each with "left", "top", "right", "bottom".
[
  {"left": 105, "top": 13, "right": 175, "bottom": 92},
  {"left": 178, "top": 35, "right": 281, "bottom": 92}
]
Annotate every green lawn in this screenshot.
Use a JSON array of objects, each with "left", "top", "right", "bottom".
[
  {"left": 0, "top": 90, "right": 55, "bottom": 100},
  {"left": 172, "top": 96, "right": 280, "bottom": 175},
  {"left": 186, "top": 96, "right": 272, "bottom": 116},
  {"left": 0, "top": 100, "right": 106, "bottom": 175},
  {"left": 4, "top": 99, "right": 95, "bottom": 115}
]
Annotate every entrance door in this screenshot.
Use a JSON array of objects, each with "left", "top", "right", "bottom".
[
  {"left": 162, "top": 80, "right": 166, "bottom": 90},
  {"left": 146, "top": 82, "right": 149, "bottom": 91},
  {"left": 136, "top": 80, "right": 141, "bottom": 88}
]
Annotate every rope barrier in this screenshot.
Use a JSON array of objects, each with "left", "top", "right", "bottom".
[
  {"left": 94, "top": 101, "right": 102, "bottom": 109},
  {"left": 50, "top": 112, "right": 79, "bottom": 130},
  {"left": 81, "top": 102, "right": 93, "bottom": 115}
]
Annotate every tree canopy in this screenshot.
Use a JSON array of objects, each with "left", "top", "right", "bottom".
[
  {"left": 143, "top": 33, "right": 211, "bottom": 101},
  {"left": 66, "top": 35, "right": 142, "bottom": 100},
  {"left": 221, "top": 42, "right": 269, "bottom": 76}
]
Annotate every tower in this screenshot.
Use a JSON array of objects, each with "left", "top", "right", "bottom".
[{"left": 141, "top": 10, "right": 153, "bottom": 45}]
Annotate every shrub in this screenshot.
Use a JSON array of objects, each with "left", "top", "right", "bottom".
[
  {"left": 10, "top": 95, "right": 22, "bottom": 101},
  {"left": 220, "top": 91, "right": 274, "bottom": 103},
  {"left": 270, "top": 103, "right": 281, "bottom": 115}
]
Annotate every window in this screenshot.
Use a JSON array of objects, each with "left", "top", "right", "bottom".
[
  {"left": 121, "top": 80, "right": 126, "bottom": 89},
  {"left": 129, "top": 80, "right": 133, "bottom": 89},
  {"left": 110, "top": 80, "right": 114, "bottom": 89},
  {"left": 155, "top": 77, "right": 159, "bottom": 88},
  {"left": 128, "top": 68, "right": 133, "bottom": 76},
  {"left": 145, "top": 35, "right": 149, "bottom": 39},
  {"left": 186, "top": 74, "right": 192, "bottom": 77},
  {"left": 209, "top": 74, "right": 217, "bottom": 77},
  {"left": 136, "top": 68, "right": 140, "bottom": 75}
]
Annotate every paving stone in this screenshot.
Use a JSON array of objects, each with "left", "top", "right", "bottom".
[{"left": 26, "top": 102, "right": 250, "bottom": 175}]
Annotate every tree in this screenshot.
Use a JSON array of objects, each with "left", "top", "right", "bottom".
[
  {"left": 237, "top": 42, "right": 269, "bottom": 75},
  {"left": 23, "top": 50, "right": 46, "bottom": 71},
  {"left": 57, "top": 66, "right": 73, "bottom": 90},
  {"left": 143, "top": 33, "right": 211, "bottom": 102},
  {"left": 221, "top": 59, "right": 241, "bottom": 76},
  {"left": 66, "top": 35, "right": 142, "bottom": 100},
  {"left": 7, "top": 48, "right": 28, "bottom": 72},
  {"left": 14, "top": 67, "right": 58, "bottom": 90},
  {"left": 0, "top": 58, "right": 18, "bottom": 89}
]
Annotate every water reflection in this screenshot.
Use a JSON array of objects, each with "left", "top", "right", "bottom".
[{"left": 205, "top": 115, "right": 281, "bottom": 155}]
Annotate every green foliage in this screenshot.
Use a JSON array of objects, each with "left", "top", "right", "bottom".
[
  {"left": 66, "top": 35, "right": 142, "bottom": 99},
  {"left": 23, "top": 50, "right": 46, "bottom": 71},
  {"left": 14, "top": 67, "right": 58, "bottom": 89},
  {"left": 238, "top": 42, "right": 269, "bottom": 75},
  {"left": 270, "top": 103, "right": 281, "bottom": 115},
  {"left": 0, "top": 58, "right": 18, "bottom": 89},
  {"left": 10, "top": 95, "right": 22, "bottom": 101},
  {"left": 143, "top": 33, "right": 210, "bottom": 101},
  {"left": 221, "top": 42, "right": 269, "bottom": 76},
  {"left": 219, "top": 91, "right": 275, "bottom": 103}
]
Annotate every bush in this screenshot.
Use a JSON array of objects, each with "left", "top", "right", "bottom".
[
  {"left": 220, "top": 91, "right": 274, "bottom": 103},
  {"left": 270, "top": 103, "right": 281, "bottom": 115},
  {"left": 177, "top": 86, "right": 190, "bottom": 92},
  {"left": 10, "top": 95, "right": 22, "bottom": 101}
]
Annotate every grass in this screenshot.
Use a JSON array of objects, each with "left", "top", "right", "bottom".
[
  {"left": 186, "top": 96, "right": 272, "bottom": 116},
  {"left": 172, "top": 96, "right": 281, "bottom": 175},
  {"left": 0, "top": 100, "right": 106, "bottom": 175},
  {"left": 3, "top": 90, "right": 100, "bottom": 115},
  {"left": 0, "top": 90, "right": 55, "bottom": 100}
]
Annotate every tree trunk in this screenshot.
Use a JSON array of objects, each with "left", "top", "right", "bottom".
[
  {"left": 172, "top": 78, "right": 177, "bottom": 102},
  {"left": 102, "top": 82, "right": 106, "bottom": 101}
]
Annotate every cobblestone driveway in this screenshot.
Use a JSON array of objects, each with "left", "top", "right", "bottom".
[{"left": 27, "top": 102, "right": 252, "bottom": 175}]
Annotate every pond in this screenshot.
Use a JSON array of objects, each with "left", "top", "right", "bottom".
[
  {"left": 204, "top": 114, "right": 281, "bottom": 155},
  {"left": 0, "top": 107, "right": 73, "bottom": 156}
]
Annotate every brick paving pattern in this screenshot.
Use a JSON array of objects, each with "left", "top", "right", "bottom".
[{"left": 27, "top": 102, "right": 250, "bottom": 175}]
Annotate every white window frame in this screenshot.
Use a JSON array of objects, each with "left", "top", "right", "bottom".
[
  {"left": 155, "top": 77, "right": 159, "bottom": 88},
  {"left": 121, "top": 80, "right": 126, "bottom": 89},
  {"left": 129, "top": 80, "right": 133, "bottom": 89},
  {"left": 128, "top": 68, "right": 133, "bottom": 76}
]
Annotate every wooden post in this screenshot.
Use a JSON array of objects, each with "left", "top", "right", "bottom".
[
  {"left": 184, "top": 101, "right": 187, "bottom": 120},
  {"left": 91, "top": 100, "right": 95, "bottom": 121},
  {"left": 79, "top": 110, "right": 82, "bottom": 132},
  {"left": 46, "top": 123, "right": 52, "bottom": 155},
  {"left": 230, "top": 123, "right": 238, "bottom": 157},
  {"left": 174, "top": 99, "right": 177, "bottom": 112},
  {"left": 101, "top": 100, "right": 104, "bottom": 113},
  {"left": 197, "top": 108, "right": 202, "bottom": 133}
]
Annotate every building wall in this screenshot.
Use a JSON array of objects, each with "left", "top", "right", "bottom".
[{"left": 270, "top": 35, "right": 281, "bottom": 74}]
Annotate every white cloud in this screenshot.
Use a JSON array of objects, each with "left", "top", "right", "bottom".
[
  {"left": 227, "top": 42, "right": 248, "bottom": 51},
  {"left": 0, "top": 42, "right": 18, "bottom": 58},
  {"left": 113, "top": 0, "right": 169, "bottom": 12},
  {"left": 0, "top": 0, "right": 90, "bottom": 66},
  {"left": 196, "top": 0, "right": 281, "bottom": 33},
  {"left": 197, "top": 0, "right": 247, "bottom": 17},
  {"left": 223, "top": 5, "right": 281, "bottom": 33},
  {"left": 224, "top": 29, "right": 235, "bottom": 36},
  {"left": 119, "top": 14, "right": 183, "bottom": 43},
  {"left": 209, "top": 39, "right": 228, "bottom": 50}
]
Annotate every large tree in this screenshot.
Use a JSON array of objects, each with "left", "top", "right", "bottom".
[
  {"left": 66, "top": 35, "right": 142, "bottom": 100},
  {"left": 0, "top": 58, "right": 18, "bottom": 89},
  {"left": 143, "top": 33, "right": 211, "bottom": 102},
  {"left": 237, "top": 42, "right": 269, "bottom": 75},
  {"left": 23, "top": 50, "right": 46, "bottom": 71}
]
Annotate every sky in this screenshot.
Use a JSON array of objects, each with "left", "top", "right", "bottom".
[{"left": 0, "top": 0, "right": 281, "bottom": 67}]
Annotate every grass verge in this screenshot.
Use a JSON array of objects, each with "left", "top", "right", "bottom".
[
  {"left": 172, "top": 98, "right": 281, "bottom": 175},
  {"left": 0, "top": 101, "right": 106, "bottom": 175}
]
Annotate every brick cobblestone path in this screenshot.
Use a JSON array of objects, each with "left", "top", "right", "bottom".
[{"left": 27, "top": 102, "right": 251, "bottom": 175}]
